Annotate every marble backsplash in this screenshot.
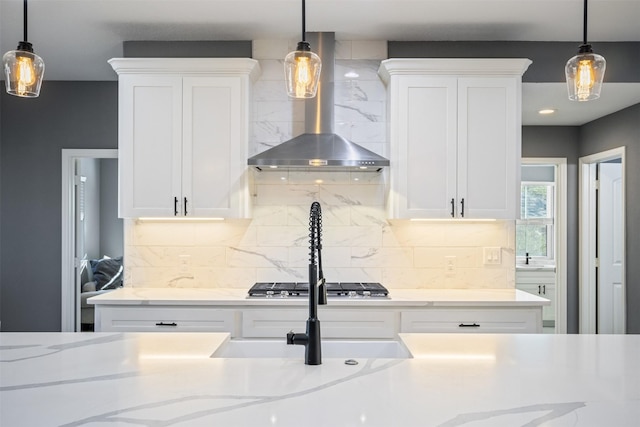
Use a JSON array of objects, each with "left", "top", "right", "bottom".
[
  {"left": 124, "top": 170, "right": 516, "bottom": 290},
  {"left": 122, "top": 39, "right": 516, "bottom": 290}
]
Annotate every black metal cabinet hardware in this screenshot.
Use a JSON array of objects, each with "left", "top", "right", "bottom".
[
  {"left": 458, "top": 323, "right": 480, "bottom": 328},
  {"left": 155, "top": 322, "right": 178, "bottom": 327}
]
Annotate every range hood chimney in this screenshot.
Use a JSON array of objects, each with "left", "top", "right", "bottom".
[{"left": 248, "top": 32, "right": 389, "bottom": 171}]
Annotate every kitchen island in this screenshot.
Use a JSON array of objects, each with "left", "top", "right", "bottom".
[
  {"left": 89, "top": 288, "right": 549, "bottom": 335},
  {"left": 1, "top": 332, "right": 638, "bottom": 426}
]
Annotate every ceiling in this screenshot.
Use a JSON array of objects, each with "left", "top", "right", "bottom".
[{"left": 1, "top": 0, "right": 639, "bottom": 125}]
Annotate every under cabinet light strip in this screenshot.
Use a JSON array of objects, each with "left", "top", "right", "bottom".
[
  {"left": 137, "top": 217, "right": 225, "bottom": 222},
  {"left": 409, "top": 218, "right": 497, "bottom": 222}
]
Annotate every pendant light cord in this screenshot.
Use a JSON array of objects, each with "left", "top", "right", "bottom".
[
  {"left": 301, "top": 0, "right": 306, "bottom": 42},
  {"left": 582, "top": 0, "right": 588, "bottom": 45},
  {"left": 23, "top": 0, "right": 28, "bottom": 42}
]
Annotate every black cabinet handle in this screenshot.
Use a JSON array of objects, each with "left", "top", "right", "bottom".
[
  {"left": 460, "top": 198, "right": 465, "bottom": 217},
  {"left": 538, "top": 285, "right": 541, "bottom": 294},
  {"left": 174, "top": 197, "right": 179, "bottom": 216},
  {"left": 458, "top": 323, "right": 480, "bottom": 328},
  {"left": 543, "top": 284, "right": 546, "bottom": 294},
  {"left": 184, "top": 197, "right": 188, "bottom": 216},
  {"left": 450, "top": 198, "right": 455, "bottom": 217},
  {"left": 155, "top": 322, "right": 177, "bottom": 327}
]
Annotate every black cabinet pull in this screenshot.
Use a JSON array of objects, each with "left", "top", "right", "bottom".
[
  {"left": 155, "top": 322, "right": 177, "bottom": 327},
  {"left": 460, "top": 198, "right": 465, "bottom": 217},
  {"left": 450, "top": 198, "right": 455, "bottom": 217},
  {"left": 458, "top": 323, "right": 480, "bottom": 328},
  {"left": 184, "top": 197, "right": 188, "bottom": 216},
  {"left": 538, "top": 285, "right": 541, "bottom": 294},
  {"left": 174, "top": 197, "right": 179, "bottom": 216},
  {"left": 543, "top": 284, "right": 546, "bottom": 294}
]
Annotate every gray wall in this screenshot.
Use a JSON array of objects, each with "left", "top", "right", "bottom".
[
  {"left": 578, "top": 104, "right": 640, "bottom": 333},
  {"left": 388, "top": 41, "right": 640, "bottom": 83},
  {"left": 522, "top": 126, "right": 580, "bottom": 333},
  {"left": 0, "top": 71, "right": 637, "bottom": 333},
  {"left": 0, "top": 81, "right": 117, "bottom": 331}
]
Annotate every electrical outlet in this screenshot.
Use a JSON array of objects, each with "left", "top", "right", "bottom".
[
  {"left": 179, "top": 254, "right": 191, "bottom": 273},
  {"left": 483, "top": 247, "right": 501, "bottom": 265},
  {"left": 445, "top": 255, "right": 456, "bottom": 276}
]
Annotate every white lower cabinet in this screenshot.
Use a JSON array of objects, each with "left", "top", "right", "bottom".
[
  {"left": 95, "top": 306, "right": 237, "bottom": 335},
  {"left": 516, "top": 271, "right": 556, "bottom": 327},
  {"left": 95, "top": 304, "right": 542, "bottom": 336},
  {"left": 400, "top": 308, "right": 541, "bottom": 333},
  {"left": 242, "top": 309, "right": 397, "bottom": 339}
]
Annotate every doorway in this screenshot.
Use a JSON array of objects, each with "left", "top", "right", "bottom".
[
  {"left": 61, "top": 149, "right": 120, "bottom": 332},
  {"left": 579, "top": 147, "right": 626, "bottom": 334},
  {"left": 516, "top": 158, "right": 568, "bottom": 334}
]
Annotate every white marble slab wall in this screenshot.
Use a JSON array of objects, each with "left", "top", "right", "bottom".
[{"left": 123, "top": 39, "right": 516, "bottom": 290}]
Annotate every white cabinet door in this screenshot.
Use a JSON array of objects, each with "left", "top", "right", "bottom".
[
  {"left": 242, "top": 309, "right": 397, "bottom": 339},
  {"left": 401, "top": 308, "right": 541, "bottom": 333},
  {"left": 516, "top": 271, "right": 556, "bottom": 325},
  {"left": 380, "top": 59, "right": 529, "bottom": 220},
  {"left": 457, "top": 78, "right": 519, "bottom": 219},
  {"left": 112, "top": 58, "right": 259, "bottom": 219},
  {"left": 391, "top": 76, "right": 457, "bottom": 218},
  {"left": 118, "top": 75, "right": 182, "bottom": 218},
  {"left": 95, "top": 306, "right": 236, "bottom": 334},
  {"left": 182, "top": 76, "right": 244, "bottom": 218}
]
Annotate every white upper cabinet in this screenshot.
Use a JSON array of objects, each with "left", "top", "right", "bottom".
[
  {"left": 109, "top": 58, "right": 260, "bottom": 218},
  {"left": 379, "top": 59, "right": 531, "bottom": 219}
]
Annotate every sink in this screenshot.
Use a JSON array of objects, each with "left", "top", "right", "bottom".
[{"left": 211, "top": 339, "right": 412, "bottom": 359}]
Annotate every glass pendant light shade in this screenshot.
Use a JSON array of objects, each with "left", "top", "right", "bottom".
[
  {"left": 284, "top": 41, "right": 322, "bottom": 98},
  {"left": 3, "top": 41, "right": 45, "bottom": 98},
  {"left": 565, "top": 45, "right": 606, "bottom": 101},
  {"left": 565, "top": 0, "right": 605, "bottom": 101}
]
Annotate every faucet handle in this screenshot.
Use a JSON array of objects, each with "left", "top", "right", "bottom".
[
  {"left": 286, "top": 330, "right": 295, "bottom": 345},
  {"left": 318, "top": 277, "right": 327, "bottom": 305}
]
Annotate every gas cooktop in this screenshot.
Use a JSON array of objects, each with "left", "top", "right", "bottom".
[{"left": 247, "top": 282, "right": 389, "bottom": 298}]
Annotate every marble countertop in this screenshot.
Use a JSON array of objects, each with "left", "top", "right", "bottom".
[
  {"left": 88, "top": 287, "right": 549, "bottom": 307},
  {"left": 1, "top": 332, "right": 638, "bottom": 426}
]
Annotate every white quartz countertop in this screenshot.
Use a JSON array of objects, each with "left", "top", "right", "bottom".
[
  {"left": 88, "top": 287, "right": 549, "bottom": 307},
  {"left": 1, "top": 332, "right": 638, "bottom": 426}
]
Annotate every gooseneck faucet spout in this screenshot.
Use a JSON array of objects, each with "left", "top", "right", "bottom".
[{"left": 286, "top": 201, "right": 327, "bottom": 365}]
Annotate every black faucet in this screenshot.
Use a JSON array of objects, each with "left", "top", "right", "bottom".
[{"left": 286, "top": 201, "right": 327, "bottom": 365}]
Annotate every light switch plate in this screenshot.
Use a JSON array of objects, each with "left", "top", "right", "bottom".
[{"left": 483, "top": 247, "right": 502, "bottom": 265}]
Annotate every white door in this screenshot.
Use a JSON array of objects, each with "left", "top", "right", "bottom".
[
  {"left": 74, "top": 170, "right": 87, "bottom": 331},
  {"left": 597, "top": 162, "right": 624, "bottom": 333}
]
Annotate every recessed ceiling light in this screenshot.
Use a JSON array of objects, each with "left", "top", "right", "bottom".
[{"left": 538, "top": 108, "right": 556, "bottom": 115}]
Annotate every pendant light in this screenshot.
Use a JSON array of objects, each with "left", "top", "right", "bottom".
[
  {"left": 565, "top": 0, "right": 605, "bottom": 101},
  {"left": 284, "top": 0, "right": 321, "bottom": 98},
  {"left": 3, "top": 0, "right": 45, "bottom": 98}
]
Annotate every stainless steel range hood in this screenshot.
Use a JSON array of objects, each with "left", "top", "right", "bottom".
[{"left": 248, "top": 32, "right": 389, "bottom": 171}]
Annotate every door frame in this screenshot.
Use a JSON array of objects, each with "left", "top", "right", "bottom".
[
  {"left": 521, "top": 157, "right": 568, "bottom": 334},
  {"left": 578, "top": 146, "right": 626, "bottom": 334},
  {"left": 61, "top": 149, "right": 118, "bottom": 332}
]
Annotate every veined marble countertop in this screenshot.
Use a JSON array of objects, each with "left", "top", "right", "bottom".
[
  {"left": 88, "top": 287, "right": 549, "bottom": 307},
  {"left": 1, "top": 332, "right": 638, "bottom": 426}
]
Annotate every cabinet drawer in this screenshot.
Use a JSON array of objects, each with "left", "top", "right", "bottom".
[
  {"left": 95, "top": 306, "right": 235, "bottom": 334},
  {"left": 400, "top": 308, "right": 540, "bottom": 333},
  {"left": 242, "top": 309, "right": 397, "bottom": 339}
]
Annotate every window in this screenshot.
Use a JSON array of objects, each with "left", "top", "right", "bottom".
[{"left": 517, "top": 165, "right": 556, "bottom": 262}]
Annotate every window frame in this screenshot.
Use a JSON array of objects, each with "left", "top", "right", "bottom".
[{"left": 517, "top": 180, "right": 556, "bottom": 263}]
